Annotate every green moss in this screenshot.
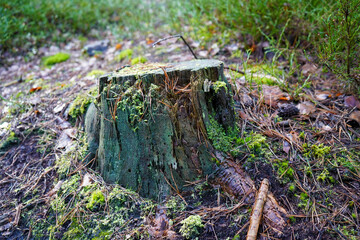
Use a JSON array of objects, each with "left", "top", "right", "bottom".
[
  {"left": 303, "top": 143, "right": 331, "bottom": 160},
  {"left": 207, "top": 115, "right": 239, "bottom": 154},
  {"left": 114, "top": 49, "right": 133, "bottom": 62},
  {"left": 68, "top": 88, "right": 97, "bottom": 119},
  {"left": 179, "top": 215, "right": 204, "bottom": 239},
  {"left": 42, "top": 52, "right": 70, "bottom": 67},
  {"left": 87, "top": 190, "right": 105, "bottom": 210},
  {"left": 297, "top": 192, "right": 310, "bottom": 210},
  {"left": 86, "top": 69, "right": 105, "bottom": 78},
  {"left": 317, "top": 168, "right": 335, "bottom": 183},
  {"left": 131, "top": 56, "right": 147, "bottom": 65},
  {"left": 212, "top": 81, "right": 227, "bottom": 93},
  {"left": 288, "top": 184, "right": 296, "bottom": 192},
  {"left": 0, "top": 131, "right": 19, "bottom": 149},
  {"left": 245, "top": 64, "right": 284, "bottom": 86},
  {"left": 246, "top": 133, "right": 267, "bottom": 152},
  {"left": 117, "top": 84, "right": 146, "bottom": 131},
  {"left": 165, "top": 196, "right": 186, "bottom": 218},
  {"left": 274, "top": 160, "right": 294, "bottom": 183}
]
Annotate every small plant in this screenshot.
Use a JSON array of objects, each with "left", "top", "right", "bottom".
[
  {"left": 179, "top": 215, "right": 204, "bottom": 239},
  {"left": 318, "top": 0, "right": 360, "bottom": 92},
  {"left": 42, "top": 52, "right": 70, "bottom": 67},
  {"left": 212, "top": 81, "right": 228, "bottom": 93}
]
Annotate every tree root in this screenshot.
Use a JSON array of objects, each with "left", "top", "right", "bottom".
[{"left": 211, "top": 158, "right": 289, "bottom": 237}]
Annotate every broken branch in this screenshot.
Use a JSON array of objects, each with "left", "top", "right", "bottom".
[{"left": 247, "top": 178, "right": 269, "bottom": 240}]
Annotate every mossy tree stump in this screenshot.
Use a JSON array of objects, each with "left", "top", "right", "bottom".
[{"left": 85, "top": 60, "right": 235, "bottom": 200}]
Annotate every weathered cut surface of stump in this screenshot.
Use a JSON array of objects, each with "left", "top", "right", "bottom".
[{"left": 85, "top": 60, "right": 235, "bottom": 199}]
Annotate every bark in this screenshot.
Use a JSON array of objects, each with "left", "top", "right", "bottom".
[{"left": 85, "top": 60, "right": 235, "bottom": 199}]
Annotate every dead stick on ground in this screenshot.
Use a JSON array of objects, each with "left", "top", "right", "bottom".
[{"left": 247, "top": 178, "right": 269, "bottom": 240}]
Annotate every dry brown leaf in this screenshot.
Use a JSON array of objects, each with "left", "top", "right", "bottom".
[
  {"left": 297, "top": 101, "right": 316, "bottom": 115},
  {"left": 115, "top": 43, "right": 122, "bottom": 50},
  {"left": 239, "top": 110, "right": 252, "bottom": 121},
  {"left": 146, "top": 38, "right": 154, "bottom": 45},
  {"left": 301, "top": 63, "right": 317, "bottom": 76},
  {"left": 46, "top": 180, "right": 64, "bottom": 198},
  {"left": 349, "top": 111, "right": 360, "bottom": 124},
  {"left": 344, "top": 96, "right": 360, "bottom": 109},
  {"left": 80, "top": 173, "right": 93, "bottom": 187},
  {"left": 29, "top": 86, "right": 42, "bottom": 93},
  {"left": 283, "top": 140, "right": 291, "bottom": 154},
  {"left": 262, "top": 85, "right": 290, "bottom": 107},
  {"left": 315, "top": 91, "right": 331, "bottom": 101}
]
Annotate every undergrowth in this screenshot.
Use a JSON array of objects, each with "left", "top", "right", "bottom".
[{"left": 1, "top": 0, "right": 335, "bottom": 53}]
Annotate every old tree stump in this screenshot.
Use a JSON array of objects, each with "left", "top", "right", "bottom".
[{"left": 85, "top": 59, "right": 235, "bottom": 199}]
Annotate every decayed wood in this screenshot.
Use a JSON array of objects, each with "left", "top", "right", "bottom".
[
  {"left": 246, "top": 178, "right": 269, "bottom": 240},
  {"left": 212, "top": 158, "right": 288, "bottom": 236},
  {"left": 86, "top": 60, "right": 236, "bottom": 199}
]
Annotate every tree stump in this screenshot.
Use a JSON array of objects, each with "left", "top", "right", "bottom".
[{"left": 85, "top": 60, "right": 235, "bottom": 199}]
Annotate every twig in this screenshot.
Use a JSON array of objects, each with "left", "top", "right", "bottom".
[
  {"left": 247, "top": 178, "right": 269, "bottom": 240},
  {"left": 224, "top": 66, "right": 245, "bottom": 75},
  {"left": 152, "top": 34, "right": 198, "bottom": 59}
]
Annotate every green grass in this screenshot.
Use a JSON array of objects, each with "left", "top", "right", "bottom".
[
  {"left": 0, "top": 0, "right": 155, "bottom": 50},
  {"left": 1, "top": 0, "right": 335, "bottom": 52}
]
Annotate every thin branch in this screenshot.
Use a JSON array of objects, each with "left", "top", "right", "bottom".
[{"left": 152, "top": 34, "right": 198, "bottom": 59}]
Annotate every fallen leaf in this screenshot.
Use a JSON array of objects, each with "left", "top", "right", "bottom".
[
  {"left": 34, "top": 110, "right": 40, "bottom": 116},
  {"left": 261, "top": 85, "right": 290, "bottom": 107},
  {"left": 283, "top": 140, "right": 291, "bottom": 154},
  {"left": 53, "top": 103, "right": 66, "bottom": 113},
  {"left": 322, "top": 125, "right": 332, "bottom": 131},
  {"left": 249, "top": 43, "right": 256, "bottom": 53},
  {"left": 297, "top": 101, "right": 316, "bottom": 115},
  {"left": 146, "top": 38, "right": 154, "bottom": 45},
  {"left": 315, "top": 91, "right": 331, "bottom": 101},
  {"left": 198, "top": 50, "right": 208, "bottom": 58},
  {"left": 239, "top": 110, "right": 252, "bottom": 121},
  {"left": 209, "top": 43, "right": 220, "bottom": 56},
  {"left": 115, "top": 43, "right": 122, "bottom": 50},
  {"left": 56, "top": 128, "right": 77, "bottom": 149},
  {"left": 29, "top": 86, "right": 42, "bottom": 93},
  {"left": 344, "top": 95, "right": 360, "bottom": 109},
  {"left": 80, "top": 173, "right": 93, "bottom": 187},
  {"left": 349, "top": 111, "right": 360, "bottom": 124},
  {"left": 46, "top": 180, "right": 64, "bottom": 198},
  {"left": 301, "top": 63, "right": 318, "bottom": 76}
]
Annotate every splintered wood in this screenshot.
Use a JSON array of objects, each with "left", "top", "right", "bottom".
[
  {"left": 212, "top": 159, "right": 288, "bottom": 237},
  {"left": 247, "top": 178, "right": 269, "bottom": 240}
]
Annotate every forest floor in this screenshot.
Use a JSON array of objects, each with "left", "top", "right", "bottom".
[{"left": 0, "top": 31, "right": 360, "bottom": 240}]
